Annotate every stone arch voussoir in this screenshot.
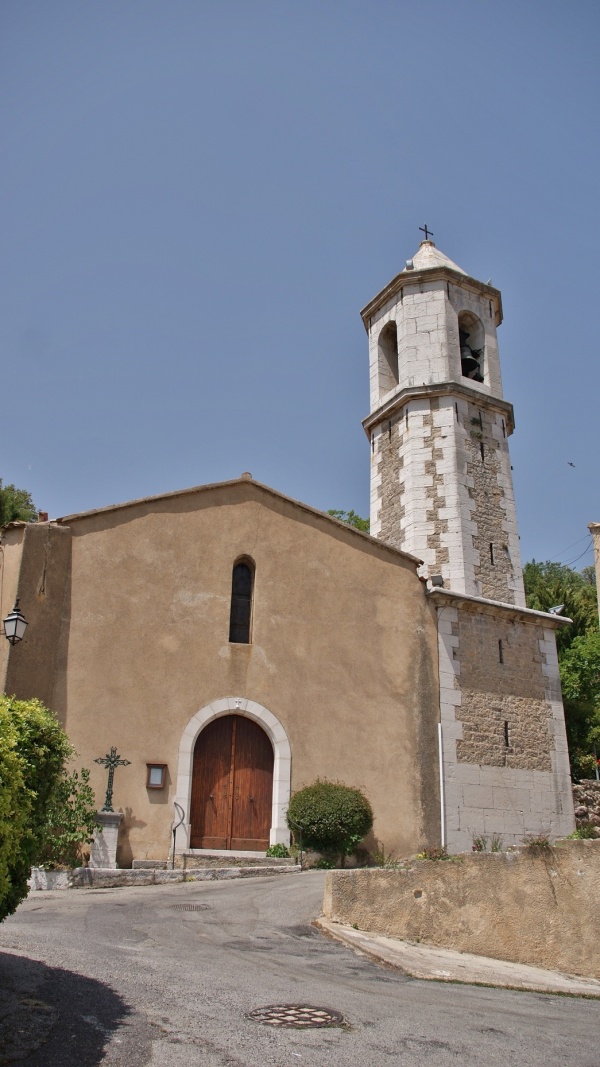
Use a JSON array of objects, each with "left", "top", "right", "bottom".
[{"left": 174, "top": 698, "right": 291, "bottom": 851}]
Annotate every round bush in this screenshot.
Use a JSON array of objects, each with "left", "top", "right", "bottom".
[{"left": 286, "top": 780, "right": 373, "bottom": 864}]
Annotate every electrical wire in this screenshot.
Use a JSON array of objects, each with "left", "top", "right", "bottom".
[
  {"left": 547, "top": 533, "right": 593, "bottom": 562},
  {"left": 561, "top": 539, "right": 594, "bottom": 568}
]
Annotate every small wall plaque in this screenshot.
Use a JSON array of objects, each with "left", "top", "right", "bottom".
[{"left": 146, "top": 763, "right": 167, "bottom": 789}]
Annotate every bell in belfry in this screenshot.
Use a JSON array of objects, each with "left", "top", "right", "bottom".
[{"left": 460, "top": 329, "right": 483, "bottom": 382}]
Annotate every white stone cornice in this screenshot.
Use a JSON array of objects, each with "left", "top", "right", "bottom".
[{"left": 363, "top": 382, "right": 515, "bottom": 437}]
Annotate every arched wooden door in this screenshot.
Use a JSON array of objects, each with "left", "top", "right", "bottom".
[{"left": 190, "top": 715, "right": 274, "bottom": 850}]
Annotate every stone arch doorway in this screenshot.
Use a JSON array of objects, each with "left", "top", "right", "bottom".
[
  {"left": 190, "top": 715, "right": 274, "bottom": 850},
  {"left": 174, "top": 697, "right": 291, "bottom": 852}
]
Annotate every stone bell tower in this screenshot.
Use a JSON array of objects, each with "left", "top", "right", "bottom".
[{"left": 362, "top": 236, "right": 525, "bottom": 606}]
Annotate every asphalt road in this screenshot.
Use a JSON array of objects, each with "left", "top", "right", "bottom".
[{"left": 1, "top": 871, "right": 599, "bottom": 1067}]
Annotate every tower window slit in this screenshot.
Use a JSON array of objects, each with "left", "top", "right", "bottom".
[
  {"left": 502, "top": 419, "right": 506, "bottom": 438},
  {"left": 504, "top": 720, "right": 510, "bottom": 747},
  {"left": 489, "top": 543, "right": 494, "bottom": 565},
  {"left": 480, "top": 442, "right": 485, "bottom": 461},
  {"left": 489, "top": 300, "right": 493, "bottom": 317},
  {"left": 498, "top": 639, "right": 504, "bottom": 664},
  {"left": 371, "top": 434, "right": 375, "bottom": 453}
]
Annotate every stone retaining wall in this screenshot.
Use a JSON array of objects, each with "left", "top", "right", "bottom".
[
  {"left": 323, "top": 840, "right": 600, "bottom": 979},
  {"left": 29, "top": 865, "right": 298, "bottom": 890}
]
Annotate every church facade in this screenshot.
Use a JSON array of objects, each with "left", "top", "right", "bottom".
[{"left": 0, "top": 240, "right": 575, "bottom": 861}]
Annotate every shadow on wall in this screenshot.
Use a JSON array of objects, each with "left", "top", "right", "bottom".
[
  {"left": 0, "top": 950, "right": 147, "bottom": 1066},
  {"left": 116, "top": 807, "right": 147, "bottom": 869}
]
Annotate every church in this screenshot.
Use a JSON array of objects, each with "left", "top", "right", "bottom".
[{"left": 0, "top": 238, "right": 575, "bottom": 863}]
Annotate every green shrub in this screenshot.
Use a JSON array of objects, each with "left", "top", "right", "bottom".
[
  {"left": 416, "top": 846, "right": 450, "bottom": 861},
  {"left": 286, "top": 779, "right": 373, "bottom": 867},
  {"left": 38, "top": 767, "right": 98, "bottom": 869},
  {"left": 371, "top": 845, "right": 403, "bottom": 869},
  {"left": 522, "top": 832, "right": 551, "bottom": 851},
  {"left": 265, "top": 843, "right": 290, "bottom": 858},
  {"left": 568, "top": 824, "right": 598, "bottom": 839},
  {"left": 0, "top": 696, "right": 73, "bottom": 920},
  {"left": 471, "top": 834, "right": 487, "bottom": 852}
]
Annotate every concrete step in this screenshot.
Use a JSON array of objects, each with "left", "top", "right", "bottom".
[{"left": 133, "top": 851, "right": 294, "bottom": 870}]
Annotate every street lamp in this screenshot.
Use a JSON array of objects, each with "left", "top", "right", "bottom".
[{"left": 3, "top": 599, "right": 28, "bottom": 645}]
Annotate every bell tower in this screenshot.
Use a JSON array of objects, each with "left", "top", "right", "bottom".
[{"left": 362, "top": 236, "right": 525, "bottom": 606}]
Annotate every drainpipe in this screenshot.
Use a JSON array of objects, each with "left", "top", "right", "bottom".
[{"left": 438, "top": 722, "right": 446, "bottom": 849}]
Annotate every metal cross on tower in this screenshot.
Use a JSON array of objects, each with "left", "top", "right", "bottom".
[
  {"left": 94, "top": 747, "right": 131, "bottom": 812},
  {"left": 419, "top": 224, "right": 434, "bottom": 241}
]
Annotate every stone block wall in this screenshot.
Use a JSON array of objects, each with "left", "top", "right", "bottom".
[
  {"left": 370, "top": 392, "right": 523, "bottom": 605},
  {"left": 435, "top": 593, "right": 574, "bottom": 851}
]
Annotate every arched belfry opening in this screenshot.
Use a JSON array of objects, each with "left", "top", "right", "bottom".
[
  {"left": 378, "top": 320, "right": 399, "bottom": 395},
  {"left": 459, "top": 311, "right": 485, "bottom": 383}
]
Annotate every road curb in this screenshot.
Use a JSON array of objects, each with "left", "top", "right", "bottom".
[{"left": 315, "top": 919, "right": 600, "bottom": 998}]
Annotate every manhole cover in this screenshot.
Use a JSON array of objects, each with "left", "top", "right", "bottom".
[
  {"left": 171, "top": 904, "right": 208, "bottom": 911},
  {"left": 246, "top": 1005, "right": 345, "bottom": 1029}
]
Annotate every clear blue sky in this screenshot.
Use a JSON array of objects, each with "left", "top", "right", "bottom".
[{"left": 2, "top": 1, "right": 598, "bottom": 569}]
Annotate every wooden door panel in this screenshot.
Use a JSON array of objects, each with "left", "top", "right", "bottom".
[
  {"left": 230, "top": 717, "right": 274, "bottom": 850},
  {"left": 190, "top": 717, "right": 233, "bottom": 848},
  {"left": 190, "top": 714, "right": 274, "bottom": 851}
]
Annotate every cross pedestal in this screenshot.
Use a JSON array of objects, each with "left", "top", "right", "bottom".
[{"left": 89, "top": 811, "right": 123, "bottom": 869}]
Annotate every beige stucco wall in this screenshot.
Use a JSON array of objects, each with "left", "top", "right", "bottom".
[
  {"left": 323, "top": 840, "right": 600, "bottom": 979},
  {"left": 2, "top": 523, "right": 72, "bottom": 713},
  {"left": 0, "top": 526, "right": 24, "bottom": 690},
  {"left": 4, "top": 481, "right": 441, "bottom": 863}
]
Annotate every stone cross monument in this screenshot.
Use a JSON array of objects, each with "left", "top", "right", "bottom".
[{"left": 89, "top": 747, "right": 131, "bottom": 869}]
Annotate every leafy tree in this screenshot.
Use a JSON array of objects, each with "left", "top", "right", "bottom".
[
  {"left": 0, "top": 696, "right": 75, "bottom": 920},
  {"left": 286, "top": 779, "right": 373, "bottom": 866},
  {"left": 523, "top": 560, "right": 598, "bottom": 654},
  {"left": 0, "top": 480, "right": 38, "bottom": 526},
  {"left": 523, "top": 560, "right": 600, "bottom": 779},
  {"left": 327, "top": 509, "right": 370, "bottom": 533},
  {"left": 558, "top": 631, "right": 600, "bottom": 778}
]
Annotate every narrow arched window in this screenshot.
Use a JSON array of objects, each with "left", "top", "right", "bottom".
[{"left": 229, "top": 559, "right": 254, "bottom": 643}]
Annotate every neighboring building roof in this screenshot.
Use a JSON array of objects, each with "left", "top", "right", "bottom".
[
  {"left": 51, "top": 474, "right": 424, "bottom": 567},
  {"left": 405, "top": 240, "right": 467, "bottom": 275}
]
